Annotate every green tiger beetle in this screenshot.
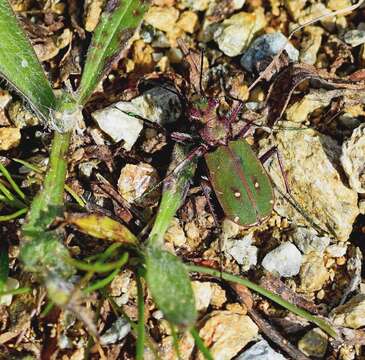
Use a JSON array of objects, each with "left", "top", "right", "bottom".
[{"left": 164, "top": 39, "right": 285, "bottom": 228}]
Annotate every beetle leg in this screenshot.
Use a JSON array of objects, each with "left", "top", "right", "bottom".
[
  {"left": 200, "top": 177, "right": 220, "bottom": 228},
  {"left": 260, "top": 146, "right": 291, "bottom": 195}
]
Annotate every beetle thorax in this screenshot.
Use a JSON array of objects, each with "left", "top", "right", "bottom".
[{"left": 190, "top": 97, "right": 230, "bottom": 147}]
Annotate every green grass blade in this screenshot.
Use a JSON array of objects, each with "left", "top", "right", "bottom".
[
  {"left": 0, "top": 0, "right": 56, "bottom": 119},
  {"left": 0, "top": 162, "right": 26, "bottom": 201},
  {"left": 77, "top": 0, "right": 150, "bottom": 105},
  {"left": 186, "top": 264, "right": 338, "bottom": 338},
  {"left": 0, "top": 207, "right": 28, "bottom": 221},
  {"left": 67, "top": 253, "right": 129, "bottom": 273},
  {"left": 0, "top": 243, "right": 9, "bottom": 291},
  {"left": 83, "top": 268, "right": 120, "bottom": 294},
  {"left": 13, "top": 158, "right": 86, "bottom": 207},
  {"left": 136, "top": 271, "right": 145, "bottom": 360},
  {"left": 0, "top": 286, "right": 31, "bottom": 297}
]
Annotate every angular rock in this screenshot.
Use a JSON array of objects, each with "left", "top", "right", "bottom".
[
  {"left": 341, "top": 123, "right": 365, "bottom": 194},
  {"left": 92, "top": 86, "right": 180, "bottom": 150},
  {"left": 213, "top": 9, "right": 266, "bottom": 57},
  {"left": 192, "top": 281, "right": 213, "bottom": 312},
  {"left": 326, "top": 243, "right": 348, "bottom": 258},
  {"left": 241, "top": 32, "right": 299, "bottom": 73},
  {"left": 262, "top": 242, "right": 302, "bottom": 277},
  {"left": 92, "top": 102, "right": 143, "bottom": 150},
  {"left": 237, "top": 339, "right": 287, "bottom": 360},
  {"left": 298, "top": 328, "right": 328, "bottom": 358},
  {"left": 144, "top": 6, "right": 179, "bottom": 33},
  {"left": 331, "top": 294, "right": 365, "bottom": 329},
  {"left": 177, "top": 11, "right": 198, "bottom": 34},
  {"left": 299, "top": 252, "right": 329, "bottom": 292},
  {"left": 291, "top": 227, "right": 330, "bottom": 255},
  {"left": 117, "top": 163, "right": 159, "bottom": 205},
  {"left": 100, "top": 317, "right": 131, "bottom": 345},
  {"left": 0, "top": 127, "right": 21, "bottom": 150},
  {"left": 263, "top": 129, "right": 359, "bottom": 242},
  {"left": 198, "top": 310, "right": 258, "bottom": 360}
]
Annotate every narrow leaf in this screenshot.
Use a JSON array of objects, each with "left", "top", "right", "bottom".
[
  {"left": 0, "top": 0, "right": 56, "bottom": 119},
  {"left": 145, "top": 246, "right": 197, "bottom": 327},
  {"left": 77, "top": 0, "right": 150, "bottom": 105},
  {"left": 145, "top": 144, "right": 197, "bottom": 327},
  {"left": 148, "top": 144, "right": 196, "bottom": 247}
]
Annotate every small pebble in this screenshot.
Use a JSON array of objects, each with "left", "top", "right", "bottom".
[
  {"left": 100, "top": 317, "right": 131, "bottom": 345},
  {"left": 241, "top": 32, "right": 299, "bottom": 73},
  {"left": 144, "top": 6, "right": 179, "bottom": 33},
  {"left": 117, "top": 163, "right": 159, "bottom": 205},
  {"left": 262, "top": 242, "right": 302, "bottom": 277},
  {"left": 214, "top": 9, "right": 266, "bottom": 57},
  {"left": 298, "top": 328, "right": 328, "bottom": 358},
  {"left": 0, "top": 127, "right": 21, "bottom": 150},
  {"left": 300, "top": 252, "right": 329, "bottom": 292},
  {"left": 198, "top": 311, "right": 259, "bottom": 360},
  {"left": 344, "top": 30, "right": 365, "bottom": 47},
  {"left": 237, "top": 339, "right": 286, "bottom": 360},
  {"left": 331, "top": 294, "right": 365, "bottom": 329}
]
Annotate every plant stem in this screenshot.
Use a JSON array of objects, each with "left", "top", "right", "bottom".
[{"left": 22, "top": 131, "right": 71, "bottom": 234}]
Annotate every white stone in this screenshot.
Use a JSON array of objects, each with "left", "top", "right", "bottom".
[
  {"left": 100, "top": 317, "right": 131, "bottom": 345},
  {"left": 262, "top": 242, "right": 302, "bottom": 277},
  {"left": 237, "top": 339, "right": 287, "bottom": 360},
  {"left": 92, "top": 86, "right": 180, "bottom": 150},
  {"left": 326, "top": 243, "right": 348, "bottom": 258},
  {"left": 192, "top": 281, "right": 213, "bottom": 312},
  {"left": 92, "top": 102, "right": 143, "bottom": 150},
  {"left": 344, "top": 30, "right": 365, "bottom": 47},
  {"left": 225, "top": 232, "right": 258, "bottom": 271}
]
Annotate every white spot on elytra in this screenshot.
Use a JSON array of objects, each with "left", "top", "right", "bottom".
[{"left": 254, "top": 182, "right": 259, "bottom": 188}]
